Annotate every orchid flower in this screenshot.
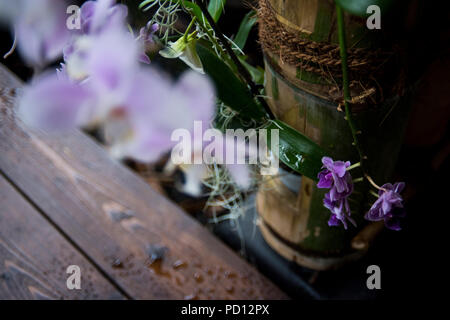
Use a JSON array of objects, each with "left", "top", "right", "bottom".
[
  {"left": 17, "top": 2, "right": 215, "bottom": 163},
  {"left": 137, "top": 22, "right": 159, "bottom": 64},
  {"left": 14, "top": 0, "right": 258, "bottom": 196},
  {"left": 17, "top": 72, "right": 95, "bottom": 131},
  {"left": 172, "top": 132, "right": 258, "bottom": 197},
  {"left": 317, "top": 156, "right": 355, "bottom": 229},
  {"left": 0, "top": 0, "right": 70, "bottom": 67},
  {"left": 160, "top": 33, "right": 204, "bottom": 74},
  {"left": 365, "top": 182, "right": 406, "bottom": 231},
  {"left": 19, "top": 62, "right": 216, "bottom": 163},
  {"left": 79, "top": 0, "right": 128, "bottom": 35}
]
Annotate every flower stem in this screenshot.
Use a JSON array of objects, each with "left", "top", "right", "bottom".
[
  {"left": 352, "top": 177, "right": 364, "bottom": 183},
  {"left": 347, "top": 162, "right": 361, "bottom": 171},
  {"left": 336, "top": 5, "right": 365, "bottom": 169},
  {"left": 195, "top": 0, "right": 275, "bottom": 120},
  {"left": 365, "top": 174, "right": 387, "bottom": 192},
  {"left": 369, "top": 190, "right": 380, "bottom": 198},
  {"left": 3, "top": 32, "right": 17, "bottom": 59},
  {"left": 183, "top": 17, "right": 196, "bottom": 41}
]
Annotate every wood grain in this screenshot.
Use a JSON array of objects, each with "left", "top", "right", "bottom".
[
  {"left": 0, "top": 65, "right": 288, "bottom": 300},
  {"left": 0, "top": 174, "right": 124, "bottom": 300},
  {"left": 269, "top": 0, "right": 319, "bottom": 34}
]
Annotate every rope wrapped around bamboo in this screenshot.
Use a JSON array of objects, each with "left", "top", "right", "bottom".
[{"left": 257, "top": 0, "right": 398, "bottom": 105}]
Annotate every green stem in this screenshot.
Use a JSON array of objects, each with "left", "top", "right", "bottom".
[
  {"left": 365, "top": 174, "right": 387, "bottom": 192},
  {"left": 336, "top": 4, "right": 377, "bottom": 214},
  {"left": 182, "top": 4, "right": 228, "bottom": 64},
  {"left": 336, "top": 5, "right": 365, "bottom": 169},
  {"left": 195, "top": 0, "right": 275, "bottom": 120},
  {"left": 369, "top": 190, "right": 379, "bottom": 198},
  {"left": 347, "top": 162, "right": 361, "bottom": 171},
  {"left": 198, "top": 19, "right": 227, "bottom": 57},
  {"left": 352, "top": 177, "right": 364, "bottom": 183},
  {"left": 183, "top": 17, "right": 196, "bottom": 41}
]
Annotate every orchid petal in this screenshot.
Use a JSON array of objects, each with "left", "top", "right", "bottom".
[{"left": 18, "top": 72, "right": 94, "bottom": 131}]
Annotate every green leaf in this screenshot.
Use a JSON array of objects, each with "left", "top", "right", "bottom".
[
  {"left": 208, "top": 0, "right": 226, "bottom": 22},
  {"left": 335, "top": 0, "right": 394, "bottom": 17},
  {"left": 234, "top": 11, "right": 258, "bottom": 51},
  {"left": 196, "top": 43, "right": 266, "bottom": 120},
  {"left": 238, "top": 57, "right": 264, "bottom": 86},
  {"left": 267, "top": 120, "right": 327, "bottom": 180},
  {"left": 182, "top": 1, "right": 207, "bottom": 24},
  {"left": 139, "top": 0, "right": 156, "bottom": 10}
]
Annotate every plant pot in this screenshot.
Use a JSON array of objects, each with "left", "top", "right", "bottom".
[{"left": 256, "top": 0, "right": 413, "bottom": 270}]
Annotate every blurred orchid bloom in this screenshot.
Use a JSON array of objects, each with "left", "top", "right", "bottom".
[
  {"left": 78, "top": 0, "right": 154, "bottom": 65},
  {"left": 137, "top": 22, "right": 159, "bottom": 64},
  {"left": 64, "top": 0, "right": 132, "bottom": 65},
  {"left": 65, "top": 29, "right": 141, "bottom": 115},
  {"left": 79, "top": 0, "right": 128, "bottom": 35},
  {"left": 220, "top": 136, "right": 257, "bottom": 192},
  {"left": 173, "top": 132, "right": 258, "bottom": 197},
  {"left": 17, "top": 72, "right": 95, "bottom": 131},
  {"left": 178, "top": 164, "right": 253, "bottom": 198},
  {"left": 19, "top": 63, "right": 216, "bottom": 163},
  {"left": 64, "top": 0, "right": 153, "bottom": 71},
  {"left": 16, "top": 0, "right": 214, "bottom": 166},
  {"left": 0, "top": 0, "right": 70, "bottom": 67},
  {"left": 14, "top": 0, "right": 256, "bottom": 191},
  {"left": 107, "top": 69, "right": 216, "bottom": 162}
]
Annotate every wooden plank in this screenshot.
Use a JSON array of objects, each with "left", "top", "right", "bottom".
[
  {"left": 0, "top": 174, "right": 125, "bottom": 299},
  {"left": 0, "top": 65, "right": 288, "bottom": 300}
]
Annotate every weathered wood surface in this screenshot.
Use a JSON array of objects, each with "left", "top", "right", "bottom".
[
  {"left": 0, "top": 175, "right": 124, "bottom": 300},
  {"left": 0, "top": 64, "right": 288, "bottom": 300}
]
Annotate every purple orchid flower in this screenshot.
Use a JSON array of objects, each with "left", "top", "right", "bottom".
[
  {"left": 16, "top": 0, "right": 217, "bottom": 167},
  {"left": 19, "top": 69, "right": 215, "bottom": 161},
  {"left": 107, "top": 69, "right": 216, "bottom": 163},
  {"left": 171, "top": 132, "right": 258, "bottom": 196},
  {"left": 318, "top": 157, "right": 352, "bottom": 198},
  {"left": 215, "top": 133, "right": 259, "bottom": 190},
  {"left": 14, "top": 0, "right": 249, "bottom": 193},
  {"left": 0, "top": 0, "right": 71, "bottom": 67},
  {"left": 79, "top": 0, "right": 128, "bottom": 35},
  {"left": 137, "top": 23, "right": 159, "bottom": 64},
  {"left": 64, "top": 0, "right": 130, "bottom": 62},
  {"left": 323, "top": 193, "right": 356, "bottom": 229},
  {"left": 317, "top": 156, "right": 355, "bottom": 229},
  {"left": 365, "top": 182, "right": 406, "bottom": 231},
  {"left": 64, "top": 26, "right": 140, "bottom": 89},
  {"left": 64, "top": 0, "right": 152, "bottom": 69},
  {"left": 20, "top": 50, "right": 215, "bottom": 163},
  {"left": 17, "top": 71, "right": 95, "bottom": 131}
]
